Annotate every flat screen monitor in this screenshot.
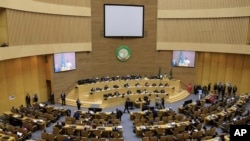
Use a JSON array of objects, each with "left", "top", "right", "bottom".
[
  {"left": 172, "top": 51, "right": 196, "bottom": 68},
  {"left": 104, "top": 4, "right": 144, "bottom": 37},
  {"left": 54, "top": 52, "right": 76, "bottom": 72}
]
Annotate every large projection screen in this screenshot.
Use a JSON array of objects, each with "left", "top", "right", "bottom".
[
  {"left": 104, "top": 4, "right": 144, "bottom": 37},
  {"left": 54, "top": 52, "right": 76, "bottom": 73}
]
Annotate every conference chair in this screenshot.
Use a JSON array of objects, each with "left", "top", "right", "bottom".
[
  {"left": 174, "top": 133, "right": 184, "bottom": 141},
  {"left": 41, "top": 132, "right": 47, "bottom": 140},
  {"left": 111, "top": 131, "right": 121, "bottom": 138},
  {"left": 142, "top": 130, "right": 154, "bottom": 137}
]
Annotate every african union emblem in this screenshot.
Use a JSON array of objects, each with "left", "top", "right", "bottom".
[{"left": 116, "top": 46, "right": 131, "bottom": 62}]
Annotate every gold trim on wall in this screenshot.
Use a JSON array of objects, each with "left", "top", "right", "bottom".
[
  {"left": 157, "top": 42, "right": 250, "bottom": 55},
  {"left": 0, "top": 0, "right": 90, "bottom": 16},
  {"left": 0, "top": 43, "right": 92, "bottom": 61},
  {"left": 158, "top": 0, "right": 250, "bottom": 10},
  {"left": 158, "top": 6, "right": 250, "bottom": 18}
]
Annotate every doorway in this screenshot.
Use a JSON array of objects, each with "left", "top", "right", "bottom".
[{"left": 46, "top": 80, "right": 52, "bottom": 102}]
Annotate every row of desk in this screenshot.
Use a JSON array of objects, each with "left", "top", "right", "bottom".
[
  {"left": 0, "top": 133, "right": 16, "bottom": 141},
  {"left": 204, "top": 94, "right": 249, "bottom": 125},
  {"left": 135, "top": 121, "right": 190, "bottom": 136},
  {"left": 3, "top": 111, "right": 46, "bottom": 130}
]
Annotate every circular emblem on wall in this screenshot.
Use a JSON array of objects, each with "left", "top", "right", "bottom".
[{"left": 116, "top": 46, "right": 131, "bottom": 62}]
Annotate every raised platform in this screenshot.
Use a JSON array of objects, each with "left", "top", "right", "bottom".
[{"left": 65, "top": 78, "right": 190, "bottom": 108}]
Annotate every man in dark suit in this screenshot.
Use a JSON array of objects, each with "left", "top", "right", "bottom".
[
  {"left": 207, "top": 83, "right": 211, "bottom": 92},
  {"left": 116, "top": 108, "right": 123, "bottom": 121},
  {"left": 233, "top": 85, "right": 237, "bottom": 96},
  {"left": 61, "top": 92, "right": 66, "bottom": 106},
  {"left": 123, "top": 98, "right": 130, "bottom": 113},
  {"left": 25, "top": 93, "right": 31, "bottom": 107},
  {"left": 213, "top": 83, "right": 218, "bottom": 94},
  {"left": 50, "top": 92, "right": 55, "bottom": 104},
  {"left": 227, "top": 84, "right": 232, "bottom": 95},
  {"left": 33, "top": 94, "right": 38, "bottom": 103},
  {"left": 76, "top": 99, "right": 81, "bottom": 110}
]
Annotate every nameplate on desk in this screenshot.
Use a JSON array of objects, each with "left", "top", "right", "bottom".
[
  {"left": 97, "top": 127, "right": 105, "bottom": 130},
  {"left": 2, "top": 136, "right": 10, "bottom": 139},
  {"left": 70, "top": 125, "right": 76, "bottom": 128},
  {"left": 140, "top": 126, "right": 146, "bottom": 130}
]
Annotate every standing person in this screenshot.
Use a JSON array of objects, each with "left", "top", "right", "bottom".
[
  {"left": 213, "top": 83, "right": 218, "bottom": 94},
  {"left": 123, "top": 98, "right": 130, "bottom": 113},
  {"left": 61, "top": 91, "right": 66, "bottom": 106},
  {"left": 25, "top": 93, "right": 31, "bottom": 107},
  {"left": 76, "top": 99, "right": 81, "bottom": 110},
  {"left": 155, "top": 95, "right": 163, "bottom": 109},
  {"left": 116, "top": 108, "right": 123, "bottom": 121},
  {"left": 161, "top": 97, "right": 165, "bottom": 108},
  {"left": 233, "top": 85, "right": 237, "bottom": 96},
  {"left": 207, "top": 83, "right": 211, "bottom": 93},
  {"left": 193, "top": 84, "right": 197, "bottom": 95},
  {"left": 50, "top": 92, "right": 55, "bottom": 104},
  {"left": 33, "top": 94, "right": 38, "bottom": 103},
  {"left": 227, "top": 84, "right": 232, "bottom": 95}
]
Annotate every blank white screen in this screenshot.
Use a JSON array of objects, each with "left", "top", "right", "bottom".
[{"left": 104, "top": 5, "right": 144, "bottom": 37}]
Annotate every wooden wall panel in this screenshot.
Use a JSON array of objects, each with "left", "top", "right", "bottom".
[
  {"left": 0, "top": 56, "right": 47, "bottom": 113},
  {"left": 232, "top": 55, "right": 244, "bottom": 85},
  {"left": 209, "top": 53, "right": 219, "bottom": 83},
  {"left": 195, "top": 53, "right": 204, "bottom": 85},
  {"left": 158, "top": 0, "right": 250, "bottom": 10},
  {"left": 51, "top": 0, "right": 195, "bottom": 100},
  {"left": 224, "top": 54, "right": 235, "bottom": 83},
  {"left": 195, "top": 52, "right": 250, "bottom": 94},
  {"left": 7, "top": 9, "right": 91, "bottom": 46},
  {"left": 201, "top": 53, "right": 211, "bottom": 85},
  {"left": 157, "top": 18, "right": 249, "bottom": 44},
  {"left": 34, "top": 0, "right": 91, "bottom": 7},
  {"left": 240, "top": 55, "right": 250, "bottom": 93},
  {"left": 37, "top": 56, "right": 48, "bottom": 101},
  {"left": 0, "top": 61, "right": 9, "bottom": 113},
  {"left": 248, "top": 18, "right": 250, "bottom": 43},
  {"left": 0, "top": 8, "right": 8, "bottom": 43},
  {"left": 217, "top": 54, "right": 227, "bottom": 83}
]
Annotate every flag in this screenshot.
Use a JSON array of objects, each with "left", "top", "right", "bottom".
[{"left": 178, "top": 51, "right": 184, "bottom": 65}]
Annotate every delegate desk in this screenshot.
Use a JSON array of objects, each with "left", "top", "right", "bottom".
[
  {"left": 3, "top": 111, "right": 46, "bottom": 129},
  {"left": 61, "top": 124, "right": 123, "bottom": 136},
  {"left": 204, "top": 106, "right": 237, "bottom": 125},
  {"left": 130, "top": 108, "right": 175, "bottom": 120},
  {"left": 90, "top": 86, "right": 173, "bottom": 101},
  {"left": 102, "top": 93, "right": 169, "bottom": 108},
  {"left": 39, "top": 104, "right": 67, "bottom": 116},
  {"left": 0, "top": 133, "right": 16, "bottom": 141},
  {"left": 133, "top": 99, "right": 146, "bottom": 109},
  {"left": 135, "top": 121, "right": 190, "bottom": 136}
]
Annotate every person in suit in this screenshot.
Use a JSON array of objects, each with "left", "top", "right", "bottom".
[
  {"left": 213, "top": 83, "right": 218, "bottom": 94},
  {"left": 233, "top": 85, "right": 237, "bottom": 96},
  {"left": 193, "top": 84, "right": 198, "bottom": 95},
  {"left": 123, "top": 98, "right": 130, "bottom": 113},
  {"left": 116, "top": 108, "right": 123, "bottom": 121},
  {"left": 25, "top": 93, "right": 31, "bottom": 107},
  {"left": 50, "top": 92, "right": 55, "bottom": 104},
  {"left": 76, "top": 99, "right": 81, "bottom": 110},
  {"left": 217, "top": 82, "right": 222, "bottom": 95},
  {"left": 155, "top": 95, "right": 163, "bottom": 109},
  {"left": 33, "top": 94, "right": 38, "bottom": 103},
  {"left": 207, "top": 83, "right": 211, "bottom": 93},
  {"left": 227, "top": 84, "right": 232, "bottom": 95},
  {"left": 61, "top": 92, "right": 66, "bottom": 106},
  {"left": 161, "top": 97, "right": 165, "bottom": 108}
]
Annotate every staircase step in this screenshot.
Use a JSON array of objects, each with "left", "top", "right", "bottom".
[{"left": 166, "top": 90, "right": 189, "bottom": 103}]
